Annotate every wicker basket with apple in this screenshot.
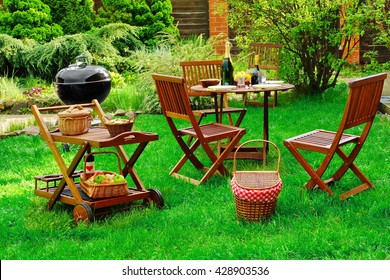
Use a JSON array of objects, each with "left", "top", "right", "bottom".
[{"left": 80, "top": 152, "right": 128, "bottom": 199}]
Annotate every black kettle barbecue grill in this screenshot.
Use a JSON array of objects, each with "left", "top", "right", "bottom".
[{"left": 54, "top": 55, "right": 111, "bottom": 105}]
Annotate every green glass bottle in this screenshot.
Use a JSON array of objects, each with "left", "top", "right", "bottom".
[
  {"left": 221, "top": 40, "right": 234, "bottom": 85},
  {"left": 251, "top": 55, "right": 260, "bottom": 85}
]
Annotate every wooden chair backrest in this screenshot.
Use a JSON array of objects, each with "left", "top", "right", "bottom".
[
  {"left": 248, "top": 43, "right": 282, "bottom": 78},
  {"left": 331, "top": 73, "right": 387, "bottom": 149},
  {"left": 180, "top": 60, "right": 222, "bottom": 92},
  {"left": 152, "top": 73, "right": 200, "bottom": 125},
  {"left": 339, "top": 73, "right": 387, "bottom": 133}
]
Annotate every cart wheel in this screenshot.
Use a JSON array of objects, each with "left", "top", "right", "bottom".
[
  {"left": 73, "top": 202, "right": 94, "bottom": 224},
  {"left": 142, "top": 199, "right": 150, "bottom": 208},
  {"left": 148, "top": 188, "right": 164, "bottom": 210}
]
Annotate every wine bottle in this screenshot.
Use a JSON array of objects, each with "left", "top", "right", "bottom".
[
  {"left": 221, "top": 40, "right": 234, "bottom": 85},
  {"left": 251, "top": 54, "right": 260, "bottom": 85},
  {"left": 85, "top": 152, "right": 95, "bottom": 178}
]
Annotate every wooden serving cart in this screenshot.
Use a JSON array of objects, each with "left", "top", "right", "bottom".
[{"left": 32, "top": 99, "right": 163, "bottom": 224}]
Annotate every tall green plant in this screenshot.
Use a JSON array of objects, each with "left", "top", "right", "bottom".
[
  {"left": 131, "top": 34, "right": 219, "bottom": 80},
  {"left": 41, "top": 0, "right": 96, "bottom": 35},
  {"left": 95, "top": 0, "right": 178, "bottom": 46},
  {"left": 130, "top": 34, "right": 220, "bottom": 113},
  {"left": 228, "top": 0, "right": 380, "bottom": 93},
  {"left": 0, "top": 76, "right": 23, "bottom": 101},
  {"left": 0, "top": 0, "right": 63, "bottom": 43}
]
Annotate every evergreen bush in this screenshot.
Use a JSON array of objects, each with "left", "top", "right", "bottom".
[
  {"left": 0, "top": 34, "right": 36, "bottom": 77},
  {"left": 41, "top": 0, "right": 96, "bottom": 35},
  {"left": 93, "top": 22, "right": 143, "bottom": 59},
  {"left": 24, "top": 23, "right": 140, "bottom": 81},
  {"left": 95, "top": 0, "right": 178, "bottom": 46},
  {"left": 0, "top": 0, "right": 63, "bottom": 43}
]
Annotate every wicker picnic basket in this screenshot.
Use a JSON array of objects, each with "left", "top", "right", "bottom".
[
  {"left": 231, "top": 140, "right": 283, "bottom": 222},
  {"left": 80, "top": 151, "right": 128, "bottom": 199},
  {"left": 58, "top": 105, "right": 92, "bottom": 135},
  {"left": 104, "top": 114, "right": 136, "bottom": 137}
]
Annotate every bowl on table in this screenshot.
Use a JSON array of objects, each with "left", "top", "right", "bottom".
[{"left": 200, "top": 79, "right": 220, "bottom": 88}]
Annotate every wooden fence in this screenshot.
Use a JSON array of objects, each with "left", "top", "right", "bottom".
[{"left": 171, "top": 0, "right": 209, "bottom": 37}]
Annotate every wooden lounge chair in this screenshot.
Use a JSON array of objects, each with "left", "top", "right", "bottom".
[
  {"left": 244, "top": 43, "right": 282, "bottom": 107},
  {"left": 283, "top": 73, "right": 387, "bottom": 200},
  {"left": 180, "top": 60, "right": 247, "bottom": 127},
  {"left": 153, "top": 73, "right": 246, "bottom": 185}
]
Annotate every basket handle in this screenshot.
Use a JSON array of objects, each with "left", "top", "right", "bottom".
[
  {"left": 83, "top": 151, "right": 123, "bottom": 175},
  {"left": 66, "top": 104, "right": 85, "bottom": 113},
  {"left": 232, "top": 139, "right": 281, "bottom": 173}
]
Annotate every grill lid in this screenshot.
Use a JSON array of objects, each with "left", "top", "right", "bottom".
[{"left": 55, "top": 55, "right": 111, "bottom": 84}]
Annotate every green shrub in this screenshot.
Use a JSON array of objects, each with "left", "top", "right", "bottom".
[
  {"left": 0, "top": 34, "right": 36, "bottom": 77},
  {"left": 0, "top": 0, "right": 63, "bottom": 43},
  {"left": 109, "top": 72, "right": 126, "bottom": 88},
  {"left": 24, "top": 24, "right": 140, "bottom": 81},
  {"left": 95, "top": 0, "right": 178, "bottom": 46},
  {"left": 91, "top": 22, "right": 142, "bottom": 61},
  {"left": 41, "top": 0, "right": 95, "bottom": 35}
]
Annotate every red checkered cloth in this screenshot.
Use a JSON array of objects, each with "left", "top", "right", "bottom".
[{"left": 231, "top": 178, "right": 283, "bottom": 202}]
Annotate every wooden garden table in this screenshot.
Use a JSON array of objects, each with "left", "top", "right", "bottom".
[{"left": 191, "top": 84, "right": 295, "bottom": 159}]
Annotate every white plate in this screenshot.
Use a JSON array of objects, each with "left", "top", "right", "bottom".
[
  {"left": 208, "top": 85, "right": 237, "bottom": 91},
  {"left": 265, "top": 80, "right": 284, "bottom": 84},
  {"left": 252, "top": 84, "right": 281, "bottom": 89}
]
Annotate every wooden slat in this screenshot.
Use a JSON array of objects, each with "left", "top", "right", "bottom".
[{"left": 171, "top": 0, "right": 209, "bottom": 36}]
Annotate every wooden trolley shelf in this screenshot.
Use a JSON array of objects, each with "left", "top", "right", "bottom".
[
  {"left": 34, "top": 173, "right": 152, "bottom": 206},
  {"left": 31, "top": 99, "right": 164, "bottom": 224}
]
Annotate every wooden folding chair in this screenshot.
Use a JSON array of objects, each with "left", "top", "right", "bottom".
[
  {"left": 153, "top": 73, "right": 246, "bottom": 185},
  {"left": 180, "top": 60, "right": 247, "bottom": 127},
  {"left": 244, "top": 43, "right": 282, "bottom": 107},
  {"left": 284, "top": 73, "right": 387, "bottom": 200}
]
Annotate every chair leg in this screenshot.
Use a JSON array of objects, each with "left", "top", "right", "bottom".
[
  {"left": 332, "top": 146, "right": 365, "bottom": 181},
  {"left": 273, "top": 91, "right": 278, "bottom": 107},
  {"left": 198, "top": 131, "right": 245, "bottom": 184},
  {"left": 234, "top": 110, "right": 247, "bottom": 127},
  {"left": 171, "top": 138, "right": 204, "bottom": 176},
  {"left": 339, "top": 183, "right": 372, "bottom": 200},
  {"left": 187, "top": 114, "right": 204, "bottom": 145},
  {"left": 285, "top": 140, "right": 375, "bottom": 200},
  {"left": 333, "top": 147, "right": 374, "bottom": 200},
  {"left": 284, "top": 141, "right": 335, "bottom": 196},
  {"left": 304, "top": 153, "right": 334, "bottom": 191},
  {"left": 222, "top": 94, "right": 235, "bottom": 126}
]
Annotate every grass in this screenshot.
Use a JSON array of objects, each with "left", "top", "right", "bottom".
[{"left": 0, "top": 83, "right": 389, "bottom": 260}]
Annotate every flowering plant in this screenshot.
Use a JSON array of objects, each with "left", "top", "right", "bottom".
[
  {"left": 22, "top": 87, "right": 45, "bottom": 97},
  {"left": 234, "top": 71, "right": 251, "bottom": 82}
]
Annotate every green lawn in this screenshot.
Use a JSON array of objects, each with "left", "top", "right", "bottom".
[{"left": 0, "top": 84, "right": 389, "bottom": 260}]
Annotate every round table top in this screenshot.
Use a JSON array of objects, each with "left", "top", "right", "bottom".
[{"left": 190, "top": 83, "right": 294, "bottom": 96}]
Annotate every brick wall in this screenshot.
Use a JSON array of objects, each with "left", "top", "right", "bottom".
[
  {"left": 208, "top": 0, "right": 229, "bottom": 54},
  {"left": 347, "top": 38, "right": 360, "bottom": 65}
]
